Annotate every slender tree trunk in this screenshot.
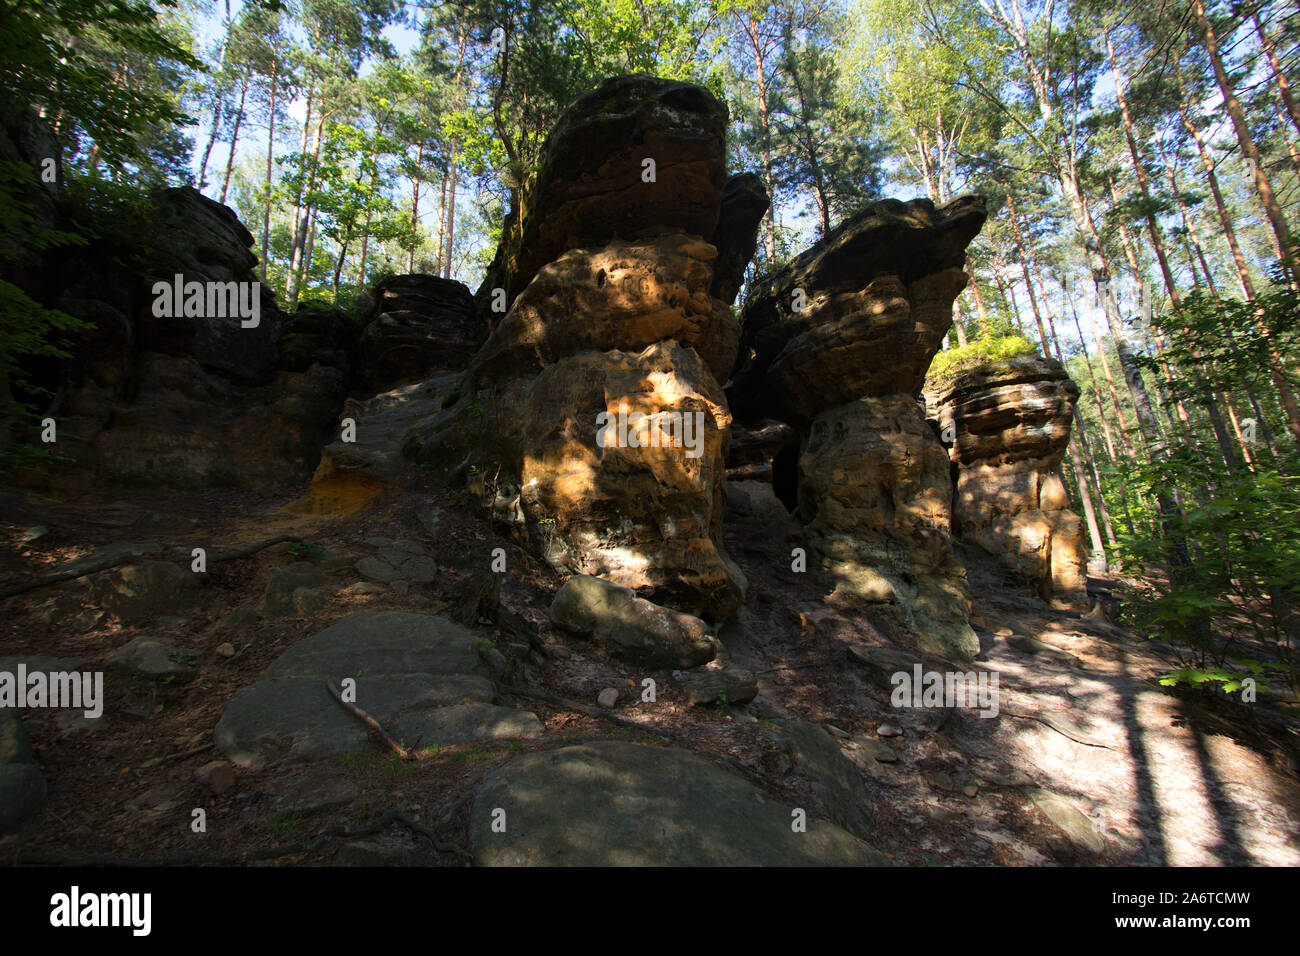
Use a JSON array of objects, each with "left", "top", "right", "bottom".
[
  {"left": 444, "top": 22, "right": 467, "bottom": 281},
  {"left": 966, "top": 255, "right": 991, "bottom": 340},
  {"left": 1041, "top": 304, "right": 1113, "bottom": 557},
  {"left": 303, "top": 209, "right": 318, "bottom": 287},
  {"left": 951, "top": 301, "right": 969, "bottom": 347},
  {"left": 1179, "top": 65, "right": 1259, "bottom": 303},
  {"left": 1271, "top": 96, "right": 1300, "bottom": 179},
  {"left": 409, "top": 140, "right": 423, "bottom": 273},
  {"left": 1191, "top": 0, "right": 1297, "bottom": 282},
  {"left": 1111, "top": 233, "right": 1186, "bottom": 445},
  {"left": 990, "top": 253, "right": 1026, "bottom": 335},
  {"left": 288, "top": 82, "right": 316, "bottom": 268},
  {"left": 1005, "top": 193, "right": 1053, "bottom": 354},
  {"left": 1082, "top": 282, "right": 1139, "bottom": 457},
  {"left": 1107, "top": 29, "right": 1184, "bottom": 311},
  {"left": 444, "top": 151, "right": 459, "bottom": 280},
  {"left": 198, "top": 5, "right": 233, "bottom": 192},
  {"left": 288, "top": 111, "right": 328, "bottom": 305},
  {"left": 333, "top": 239, "right": 349, "bottom": 298},
  {"left": 435, "top": 170, "right": 448, "bottom": 274},
  {"left": 220, "top": 72, "right": 247, "bottom": 207},
  {"left": 357, "top": 148, "right": 379, "bottom": 287},
  {"left": 1067, "top": 291, "right": 1120, "bottom": 464},
  {"left": 198, "top": 101, "right": 223, "bottom": 193},
  {"left": 1067, "top": 292, "right": 1129, "bottom": 537},
  {"left": 1107, "top": 41, "right": 1207, "bottom": 446},
  {"left": 1102, "top": 174, "right": 1183, "bottom": 441},
  {"left": 1224, "top": 393, "right": 1255, "bottom": 470},
  {"left": 1248, "top": 390, "right": 1282, "bottom": 464},
  {"left": 748, "top": 15, "right": 777, "bottom": 263},
  {"left": 1253, "top": 8, "right": 1300, "bottom": 140},
  {"left": 1159, "top": 141, "right": 1219, "bottom": 297},
  {"left": 1063, "top": 171, "right": 1163, "bottom": 466},
  {"left": 260, "top": 62, "right": 277, "bottom": 285},
  {"left": 1066, "top": 434, "right": 1109, "bottom": 565},
  {"left": 1177, "top": 58, "right": 1300, "bottom": 441}
]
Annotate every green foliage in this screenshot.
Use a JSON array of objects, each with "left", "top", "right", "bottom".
[
  {"left": 452, "top": 743, "right": 494, "bottom": 763},
  {"left": 0, "top": 163, "right": 91, "bottom": 479},
  {"left": 384, "top": 751, "right": 419, "bottom": 776},
  {"left": 280, "top": 117, "right": 418, "bottom": 296},
  {"left": 924, "top": 334, "right": 1038, "bottom": 385},
  {"left": 769, "top": 12, "right": 884, "bottom": 232},
  {"left": 1114, "top": 450, "right": 1300, "bottom": 703},
  {"left": 841, "top": 0, "right": 1006, "bottom": 200},
  {"left": 1140, "top": 283, "right": 1300, "bottom": 407},
  {"left": 0, "top": 0, "right": 202, "bottom": 180},
  {"left": 336, "top": 751, "right": 373, "bottom": 773}
]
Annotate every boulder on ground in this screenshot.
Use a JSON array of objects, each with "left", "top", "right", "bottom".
[
  {"left": 469, "top": 740, "right": 888, "bottom": 866},
  {"left": 677, "top": 667, "right": 757, "bottom": 705},
  {"left": 262, "top": 561, "right": 328, "bottom": 617},
  {"left": 214, "top": 611, "right": 542, "bottom": 766},
  {"left": 107, "top": 636, "right": 201, "bottom": 682},
  {"left": 550, "top": 575, "right": 717, "bottom": 669},
  {"left": 90, "top": 561, "right": 195, "bottom": 624}
]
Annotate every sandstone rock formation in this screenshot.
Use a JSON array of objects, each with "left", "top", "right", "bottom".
[
  {"left": 925, "top": 354, "right": 1088, "bottom": 607},
  {"left": 710, "top": 172, "right": 771, "bottom": 307},
  {"left": 476, "top": 75, "right": 732, "bottom": 316},
  {"left": 550, "top": 574, "right": 717, "bottom": 668},
  {"left": 355, "top": 274, "right": 482, "bottom": 392},
  {"left": 4, "top": 90, "right": 486, "bottom": 497},
  {"left": 731, "top": 195, "right": 987, "bottom": 423},
  {"left": 411, "top": 76, "right": 768, "bottom": 622},
  {"left": 14, "top": 182, "right": 352, "bottom": 491},
  {"left": 732, "top": 196, "right": 987, "bottom": 658}
]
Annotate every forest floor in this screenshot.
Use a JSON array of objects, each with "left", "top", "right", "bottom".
[{"left": 1, "top": 481, "right": 1298, "bottom": 866}]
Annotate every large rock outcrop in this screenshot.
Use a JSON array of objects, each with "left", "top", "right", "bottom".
[
  {"left": 412, "top": 77, "right": 768, "bottom": 622},
  {"left": 355, "top": 274, "right": 482, "bottom": 392},
  {"left": 733, "top": 197, "right": 987, "bottom": 658},
  {"left": 925, "top": 354, "right": 1088, "bottom": 608},
  {"left": 297, "top": 274, "right": 480, "bottom": 514},
  {"left": 4, "top": 152, "right": 354, "bottom": 490},
  {"left": 476, "top": 75, "right": 732, "bottom": 318},
  {"left": 730, "top": 195, "right": 987, "bottom": 423}
]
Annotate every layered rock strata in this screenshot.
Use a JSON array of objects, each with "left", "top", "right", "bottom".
[
  {"left": 925, "top": 354, "right": 1088, "bottom": 607},
  {"left": 355, "top": 274, "right": 482, "bottom": 392},
  {"left": 412, "top": 76, "right": 769, "bottom": 622},
  {"left": 733, "top": 196, "right": 987, "bottom": 657}
]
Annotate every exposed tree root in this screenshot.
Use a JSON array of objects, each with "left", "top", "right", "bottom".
[
  {"left": 4, "top": 810, "right": 473, "bottom": 866},
  {"left": 0, "top": 534, "right": 307, "bottom": 599}
]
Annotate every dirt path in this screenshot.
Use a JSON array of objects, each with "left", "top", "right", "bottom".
[
  {"left": 968, "top": 596, "right": 1300, "bottom": 866},
  {"left": 3, "top": 482, "right": 1297, "bottom": 865},
  {"left": 719, "top": 484, "right": 1300, "bottom": 866}
]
